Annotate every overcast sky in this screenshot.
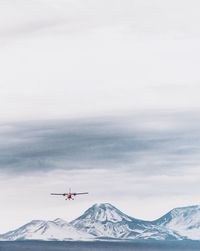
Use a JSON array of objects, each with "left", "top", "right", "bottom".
[{"left": 0, "top": 0, "right": 200, "bottom": 233}]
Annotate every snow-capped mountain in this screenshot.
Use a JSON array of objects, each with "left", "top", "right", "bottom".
[
  {"left": 71, "top": 203, "right": 151, "bottom": 239},
  {"left": 70, "top": 203, "right": 184, "bottom": 240},
  {"left": 1, "top": 203, "right": 200, "bottom": 241},
  {"left": 154, "top": 205, "right": 200, "bottom": 240},
  {"left": 0, "top": 218, "right": 93, "bottom": 241}
]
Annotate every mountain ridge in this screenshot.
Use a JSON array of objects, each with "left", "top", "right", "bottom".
[{"left": 1, "top": 203, "right": 200, "bottom": 241}]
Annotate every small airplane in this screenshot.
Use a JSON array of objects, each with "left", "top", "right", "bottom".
[{"left": 51, "top": 188, "right": 88, "bottom": 200}]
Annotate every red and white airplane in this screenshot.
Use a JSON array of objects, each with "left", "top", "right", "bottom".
[{"left": 51, "top": 188, "right": 88, "bottom": 200}]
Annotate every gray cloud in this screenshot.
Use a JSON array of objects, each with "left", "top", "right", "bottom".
[
  {"left": 0, "top": 112, "right": 200, "bottom": 175},
  {"left": 1, "top": 112, "right": 200, "bottom": 233}
]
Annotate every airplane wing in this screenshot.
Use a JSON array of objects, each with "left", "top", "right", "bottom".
[
  {"left": 51, "top": 193, "right": 67, "bottom": 196},
  {"left": 72, "top": 192, "right": 89, "bottom": 196}
]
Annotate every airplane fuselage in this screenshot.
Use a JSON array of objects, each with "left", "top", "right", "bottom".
[{"left": 66, "top": 193, "right": 74, "bottom": 200}]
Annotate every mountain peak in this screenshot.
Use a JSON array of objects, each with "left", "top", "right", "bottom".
[
  {"left": 93, "top": 203, "right": 113, "bottom": 208},
  {"left": 78, "top": 203, "right": 133, "bottom": 223},
  {"left": 92, "top": 203, "right": 120, "bottom": 212},
  {"left": 171, "top": 204, "right": 200, "bottom": 213},
  {"left": 53, "top": 218, "right": 68, "bottom": 224},
  {"left": 156, "top": 204, "right": 200, "bottom": 223}
]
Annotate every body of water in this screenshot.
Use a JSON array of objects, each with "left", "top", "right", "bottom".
[{"left": 0, "top": 241, "right": 200, "bottom": 251}]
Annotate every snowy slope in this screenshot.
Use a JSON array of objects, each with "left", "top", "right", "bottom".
[
  {"left": 154, "top": 205, "right": 200, "bottom": 240},
  {"left": 136, "top": 225, "right": 184, "bottom": 240},
  {"left": 0, "top": 218, "right": 93, "bottom": 241},
  {"left": 71, "top": 203, "right": 152, "bottom": 239}
]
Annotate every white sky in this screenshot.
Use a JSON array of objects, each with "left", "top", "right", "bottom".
[
  {"left": 0, "top": 0, "right": 200, "bottom": 121},
  {"left": 0, "top": 0, "right": 200, "bottom": 233}
]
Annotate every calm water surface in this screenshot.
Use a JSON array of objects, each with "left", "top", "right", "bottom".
[{"left": 0, "top": 241, "right": 200, "bottom": 251}]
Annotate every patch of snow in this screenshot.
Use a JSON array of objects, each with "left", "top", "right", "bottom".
[{"left": 0, "top": 218, "right": 94, "bottom": 241}]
